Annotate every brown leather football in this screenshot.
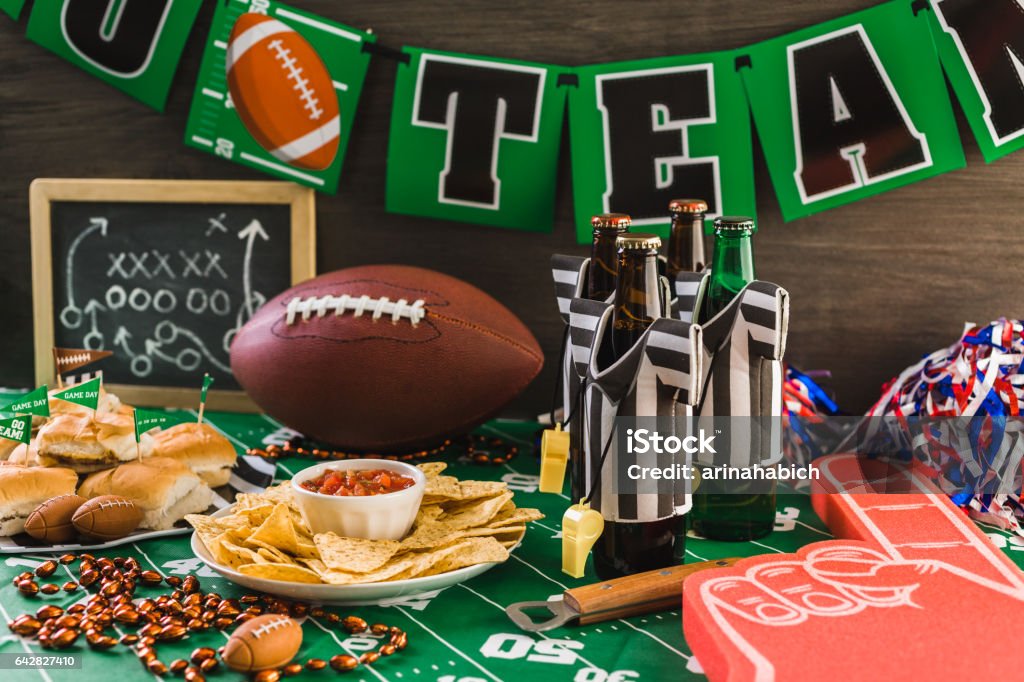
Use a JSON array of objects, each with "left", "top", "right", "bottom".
[
  {"left": 230, "top": 265, "right": 544, "bottom": 452},
  {"left": 71, "top": 495, "right": 142, "bottom": 541},
  {"left": 25, "top": 494, "right": 87, "bottom": 543},
  {"left": 223, "top": 614, "right": 302, "bottom": 672}
]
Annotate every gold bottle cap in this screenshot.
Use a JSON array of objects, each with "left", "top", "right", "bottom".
[
  {"left": 616, "top": 233, "right": 662, "bottom": 250},
  {"left": 714, "top": 216, "right": 757, "bottom": 233},
  {"left": 668, "top": 199, "right": 708, "bottom": 214},
  {"left": 591, "top": 213, "right": 631, "bottom": 231}
]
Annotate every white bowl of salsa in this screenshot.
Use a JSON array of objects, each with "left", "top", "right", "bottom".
[{"left": 290, "top": 460, "right": 426, "bottom": 540}]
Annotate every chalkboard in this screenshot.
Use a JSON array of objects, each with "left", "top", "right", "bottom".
[{"left": 30, "top": 179, "right": 316, "bottom": 410}]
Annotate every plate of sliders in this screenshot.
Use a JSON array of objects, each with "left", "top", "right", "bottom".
[
  {"left": 0, "top": 388, "right": 274, "bottom": 553},
  {"left": 188, "top": 461, "right": 542, "bottom": 604}
]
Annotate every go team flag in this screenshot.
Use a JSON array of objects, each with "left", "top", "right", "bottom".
[
  {"left": 568, "top": 50, "right": 757, "bottom": 244},
  {"left": 0, "top": 415, "right": 31, "bottom": 445},
  {"left": 25, "top": 0, "right": 203, "bottom": 111},
  {"left": 927, "top": 0, "right": 1024, "bottom": 162},
  {"left": 1, "top": 386, "right": 49, "bottom": 419},
  {"left": 51, "top": 377, "right": 101, "bottom": 411},
  {"left": 386, "top": 48, "right": 568, "bottom": 232},
  {"left": 0, "top": 0, "right": 25, "bottom": 20},
  {"left": 135, "top": 408, "right": 175, "bottom": 443},
  {"left": 185, "top": 0, "right": 374, "bottom": 193},
  {"left": 740, "top": 0, "right": 965, "bottom": 220}
]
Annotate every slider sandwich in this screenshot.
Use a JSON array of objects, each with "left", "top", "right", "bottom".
[
  {"left": 35, "top": 411, "right": 154, "bottom": 473},
  {"left": 0, "top": 464, "right": 78, "bottom": 535},
  {"left": 78, "top": 457, "right": 214, "bottom": 531},
  {"left": 149, "top": 422, "right": 237, "bottom": 487}
]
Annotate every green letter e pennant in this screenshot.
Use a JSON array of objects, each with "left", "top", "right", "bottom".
[
  {"left": 386, "top": 48, "right": 567, "bottom": 232},
  {"left": 741, "top": 0, "right": 964, "bottom": 220}
]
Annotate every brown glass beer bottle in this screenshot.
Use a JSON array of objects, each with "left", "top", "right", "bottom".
[{"left": 666, "top": 199, "right": 708, "bottom": 278}]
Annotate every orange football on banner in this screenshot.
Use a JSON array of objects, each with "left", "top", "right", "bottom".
[{"left": 226, "top": 13, "right": 340, "bottom": 171}]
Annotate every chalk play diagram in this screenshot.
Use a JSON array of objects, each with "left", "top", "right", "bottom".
[{"left": 55, "top": 211, "right": 277, "bottom": 385}]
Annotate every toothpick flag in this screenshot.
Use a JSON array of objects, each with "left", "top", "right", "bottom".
[
  {"left": 134, "top": 408, "right": 173, "bottom": 443},
  {"left": 1, "top": 386, "right": 49, "bottom": 418},
  {"left": 0, "top": 415, "right": 31, "bottom": 444},
  {"left": 197, "top": 374, "right": 214, "bottom": 424},
  {"left": 51, "top": 377, "right": 101, "bottom": 411}
]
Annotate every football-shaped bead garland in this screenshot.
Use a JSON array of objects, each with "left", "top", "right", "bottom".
[{"left": 24, "top": 494, "right": 87, "bottom": 543}]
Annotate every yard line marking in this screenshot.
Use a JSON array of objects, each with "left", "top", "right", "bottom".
[
  {"left": 305, "top": 614, "right": 389, "bottom": 679},
  {"left": 750, "top": 540, "right": 785, "bottom": 554},
  {"left": 133, "top": 543, "right": 167, "bottom": 578},
  {"left": 333, "top": 80, "right": 349, "bottom": 91},
  {"left": 395, "top": 606, "right": 501, "bottom": 682},
  {"left": 458, "top": 584, "right": 601, "bottom": 669},
  {"left": 191, "top": 135, "right": 213, "bottom": 147},
  {"left": 480, "top": 422, "right": 534, "bottom": 447},
  {"left": 686, "top": 548, "right": 708, "bottom": 562},
  {"left": 796, "top": 520, "right": 832, "bottom": 537},
  {"left": 202, "top": 88, "right": 224, "bottom": 100},
  {"left": 531, "top": 520, "right": 562, "bottom": 536},
  {"left": 240, "top": 152, "right": 325, "bottom": 185},
  {"left": 274, "top": 8, "right": 362, "bottom": 42},
  {"left": 0, "top": 602, "right": 52, "bottom": 682},
  {"left": 214, "top": 40, "right": 227, "bottom": 49},
  {"left": 510, "top": 554, "right": 691, "bottom": 659}
]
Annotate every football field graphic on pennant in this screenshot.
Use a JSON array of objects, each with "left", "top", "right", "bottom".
[
  {"left": 185, "top": 0, "right": 373, "bottom": 193},
  {"left": 683, "top": 453, "right": 1024, "bottom": 681}
]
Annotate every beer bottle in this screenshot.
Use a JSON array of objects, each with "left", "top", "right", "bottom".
[
  {"left": 691, "top": 215, "right": 776, "bottom": 541},
  {"left": 666, "top": 199, "right": 708, "bottom": 278},
  {"left": 588, "top": 213, "right": 630, "bottom": 302},
  {"left": 594, "top": 233, "right": 686, "bottom": 579}
]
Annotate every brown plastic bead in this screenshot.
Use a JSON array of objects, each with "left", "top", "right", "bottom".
[
  {"left": 36, "top": 605, "right": 63, "bottom": 620},
  {"left": 35, "top": 561, "right": 58, "bottom": 578},
  {"left": 360, "top": 652, "right": 380, "bottom": 665},
  {"left": 379, "top": 644, "right": 397, "bottom": 656},
  {"left": 240, "top": 595, "right": 260, "bottom": 604},
  {"left": 330, "top": 655, "right": 359, "bottom": 671},
  {"left": 120, "top": 633, "right": 140, "bottom": 645},
  {"left": 88, "top": 635, "right": 118, "bottom": 650},
  {"left": 305, "top": 658, "right": 327, "bottom": 671},
  {"left": 254, "top": 670, "right": 280, "bottom": 682},
  {"left": 62, "top": 581, "right": 79, "bottom": 593},
  {"left": 169, "top": 659, "right": 188, "bottom": 674},
  {"left": 212, "top": 617, "right": 233, "bottom": 629},
  {"left": 54, "top": 615, "right": 80, "bottom": 629},
  {"left": 342, "top": 616, "right": 366, "bottom": 633},
  {"left": 189, "top": 647, "right": 216, "bottom": 664},
  {"left": 50, "top": 628, "right": 79, "bottom": 648},
  {"left": 9, "top": 616, "right": 42, "bottom": 636},
  {"left": 156, "top": 624, "right": 187, "bottom": 641},
  {"left": 182, "top": 576, "right": 199, "bottom": 594},
  {"left": 183, "top": 667, "right": 205, "bottom": 682},
  {"left": 187, "top": 618, "right": 207, "bottom": 631},
  {"left": 66, "top": 604, "right": 85, "bottom": 614},
  {"left": 165, "top": 576, "right": 183, "bottom": 588},
  {"left": 148, "top": 660, "right": 169, "bottom": 675},
  {"left": 282, "top": 663, "right": 303, "bottom": 676},
  {"left": 59, "top": 554, "right": 76, "bottom": 565},
  {"left": 17, "top": 580, "right": 39, "bottom": 595},
  {"left": 139, "top": 571, "right": 163, "bottom": 587},
  {"left": 198, "top": 658, "right": 218, "bottom": 673}
]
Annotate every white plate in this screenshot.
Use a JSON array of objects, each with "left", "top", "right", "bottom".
[{"left": 191, "top": 505, "right": 524, "bottom": 605}]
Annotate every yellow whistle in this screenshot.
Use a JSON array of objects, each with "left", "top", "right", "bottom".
[
  {"left": 561, "top": 502, "right": 604, "bottom": 579},
  {"left": 539, "top": 424, "right": 570, "bottom": 494}
]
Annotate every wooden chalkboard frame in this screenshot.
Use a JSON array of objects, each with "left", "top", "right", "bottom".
[{"left": 29, "top": 179, "right": 316, "bottom": 411}]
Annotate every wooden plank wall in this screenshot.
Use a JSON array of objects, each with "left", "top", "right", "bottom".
[{"left": 2, "top": 0, "right": 1022, "bottom": 416}]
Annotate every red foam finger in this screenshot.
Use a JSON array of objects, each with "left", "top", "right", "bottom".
[
  {"left": 746, "top": 561, "right": 860, "bottom": 616},
  {"left": 683, "top": 453, "right": 1024, "bottom": 681}
]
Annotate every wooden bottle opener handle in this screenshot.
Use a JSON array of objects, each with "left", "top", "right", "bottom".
[{"left": 563, "top": 558, "right": 742, "bottom": 625}]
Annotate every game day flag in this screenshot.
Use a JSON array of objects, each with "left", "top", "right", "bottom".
[
  {"left": 386, "top": 48, "right": 567, "bottom": 231},
  {"left": 569, "top": 51, "right": 756, "bottom": 244},
  {"left": 51, "top": 377, "right": 101, "bottom": 411},
  {"left": 134, "top": 408, "right": 175, "bottom": 442},
  {"left": 0, "top": 415, "right": 31, "bottom": 445},
  {"left": 185, "top": 0, "right": 374, "bottom": 193},
  {"left": 0, "top": 0, "right": 25, "bottom": 20},
  {"left": 927, "top": 0, "right": 1024, "bottom": 162},
  {"left": 740, "top": 0, "right": 964, "bottom": 220},
  {"left": 25, "top": 0, "right": 202, "bottom": 111},
  {"left": 1, "top": 386, "right": 49, "bottom": 419}
]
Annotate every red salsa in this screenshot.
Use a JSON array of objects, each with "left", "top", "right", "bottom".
[{"left": 301, "top": 469, "right": 416, "bottom": 496}]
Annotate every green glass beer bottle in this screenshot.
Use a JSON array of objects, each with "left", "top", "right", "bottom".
[
  {"left": 692, "top": 215, "right": 776, "bottom": 541},
  {"left": 666, "top": 199, "right": 708, "bottom": 278},
  {"left": 593, "top": 233, "right": 686, "bottom": 579}
]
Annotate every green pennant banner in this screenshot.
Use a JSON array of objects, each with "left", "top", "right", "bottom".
[
  {"left": 1, "top": 386, "right": 49, "bottom": 419},
  {"left": 740, "top": 0, "right": 965, "bottom": 220},
  {"left": 25, "top": 0, "right": 203, "bottom": 111},
  {"left": 568, "top": 51, "right": 757, "bottom": 244},
  {"left": 386, "top": 48, "right": 568, "bottom": 231},
  {"left": 134, "top": 408, "right": 178, "bottom": 442},
  {"left": 184, "top": 0, "right": 374, "bottom": 193},
  {"left": 51, "top": 377, "right": 101, "bottom": 411},
  {"left": 0, "top": 415, "right": 30, "bottom": 445},
  {"left": 927, "top": 0, "right": 1024, "bottom": 162},
  {"left": 0, "top": 0, "right": 25, "bottom": 20},
  {"left": 200, "top": 374, "right": 214, "bottom": 404}
]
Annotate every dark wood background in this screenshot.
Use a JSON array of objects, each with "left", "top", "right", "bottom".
[{"left": 2, "top": 0, "right": 1022, "bottom": 416}]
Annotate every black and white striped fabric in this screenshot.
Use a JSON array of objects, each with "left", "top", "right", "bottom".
[
  {"left": 551, "top": 254, "right": 590, "bottom": 427},
  {"left": 582, "top": 305, "right": 701, "bottom": 521},
  {"left": 674, "top": 271, "right": 789, "bottom": 469}
]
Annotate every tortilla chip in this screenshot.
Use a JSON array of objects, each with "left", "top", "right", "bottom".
[
  {"left": 238, "top": 563, "right": 323, "bottom": 583},
  {"left": 422, "top": 475, "right": 462, "bottom": 503},
  {"left": 399, "top": 523, "right": 526, "bottom": 551},
  {"left": 438, "top": 491, "right": 514, "bottom": 530},
  {"left": 393, "top": 537, "right": 509, "bottom": 580},
  {"left": 214, "top": 534, "right": 263, "bottom": 568},
  {"left": 417, "top": 462, "right": 448, "bottom": 478},
  {"left": 487, "top": 507, "right": 544, "bottom": 527},
  {"left": 248, "top": 503, "right": 302, "bottom": 555},
  {"left": 315, "top": 533, "right": 401, "bottom": 573},
  {"left": 254, "top": 545, "right": 295, "bottom": 564}
]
